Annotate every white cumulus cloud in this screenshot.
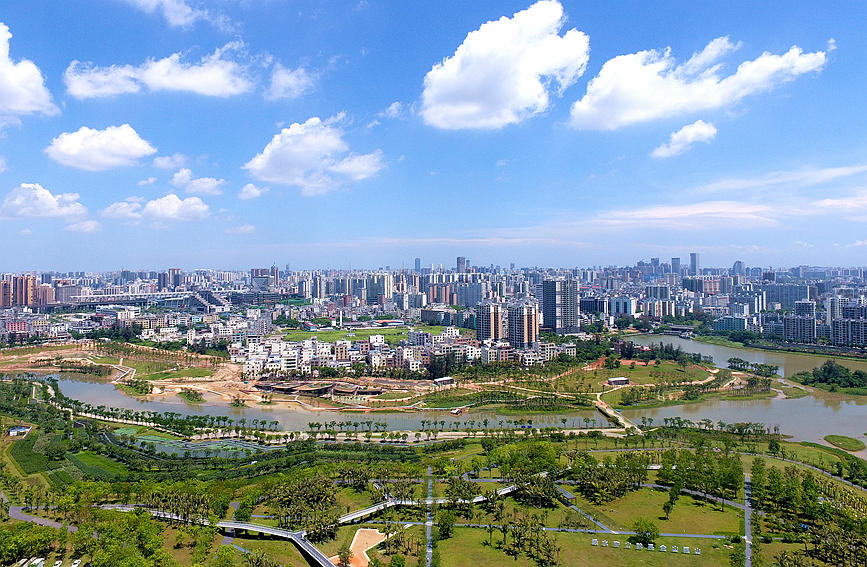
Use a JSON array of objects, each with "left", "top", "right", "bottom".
[
  {"left": 238, "top": 183, "right": 268, "bottom": 200},
  {"left": 266, "top": 64, "right": 314, "bottom": 100},
  {"left": 421, "top": 0, "right": 589, "bottom": 129},
  {"left": 170, "top": 168, "right": 225, "bottom": 195},
  {"left": 64, "top": 42, "right": 252, "bottom": 99},
  {"left": 142, "top": 193, "right": 209, "bottom": 220},
  {"left": 651, "top": 120, "right": 717, "bottom": 158},
  {"left": 570, "top": 36, "right": 827, "bottom": 130},
  {"left": 243, "top": 115, "right": 385, "bottom": 196},
  {"left": 138, "top": 177, "right": 156, "bottom": 186},
  {"left": 45, "top": 124, "right": 157, "bottom": 171},
  {"left": 0, "top": 183, "right": 88, "bottom": 219},
  {"left": 0, "top": 23, "right": 58, "bottom": 117},
  {"left": 103, "top": 193, "right": 209, "bottom": 222}
]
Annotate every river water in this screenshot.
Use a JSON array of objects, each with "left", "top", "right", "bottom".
[
  {"left": 627, "top": 334, "right": 867, "bottom": 457},
  {"left": 53, "top": 374, "right": 608, "bottom": 432},
  {"left": 42, "top": 333, "right": 867, "bottom": 458}
]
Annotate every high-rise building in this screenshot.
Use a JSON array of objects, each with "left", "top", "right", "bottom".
[
  {"left": 157, "top": 272, "right": 169, "bottom": 291},
  {"left": 671, "top": 257, "right": 681, "bottom": 275},
  {"left": 508, "top": 301, "right": 539, "bottom": 349},
  {"left": 414, "top": 257, "right": 421, "bottom": 272},
  {"left": 366, "top": 273, "right": 393, "bottom": 304},
  {"left": 12, "top": 275, "right": 37, "bottom": 306},
  {"left": 825, "top": 296, "right": 844, "bottom": 326},
  {"left": 456, "top": 256, "right": 467, "bottom": 273},
  {"left": 0, "top": 280, "right": 10, "bottom": 307},
  {"left": 732, "top": 260, "right": 745, "bottom": 276},
  {"left": 794, "top": 300, "right": 816, "bottom": 318},
  {"left": 689, "top": 252, "right": 700, "bottom": 276},
  {"left": 541, "top": 279, "right": 579, "bottom": 334},
  {"left": 475, "top": 302, "right": 503, "bottom": 341}
]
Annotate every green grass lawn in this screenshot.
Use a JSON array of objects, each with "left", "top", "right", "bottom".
[
  {"left": 229, "top": 533, "right": 311, "bottom": 565},
  {"left": 569, "top": 488, "right": 741, "bottom": 535},
  {"left": 823, "top": 434, "right": 866, "bottom": 452},
  {"left": 437, "top": 527, "right": 730, "bottom": 567},
  {"left": 335, "top": 487, "right": 375, "bottom": 515},
  {"left": 284, "top": 327, "right": 410, "bottom": 344},
  {"left": 72, "top": 450, "right": 129, "bottom": 475}
]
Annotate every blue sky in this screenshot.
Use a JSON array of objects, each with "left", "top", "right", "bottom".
[{"left": 0, "top": 0, "right": 864, "bottom": 271}]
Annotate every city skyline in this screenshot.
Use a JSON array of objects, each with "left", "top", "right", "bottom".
[{"left": 0, "top": 1, "right": 865, "bottom": 270}]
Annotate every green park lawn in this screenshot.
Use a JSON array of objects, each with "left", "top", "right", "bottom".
[
  {"left": 823, "top": 434, "right": 866, "bottom": 452},
  {"left": 437, "top": 527, "right": 730, "bottom": 567},
  {"left": 569, "top": 488, "right": 741, "bottom": 535},
  {"left": 230, "top": 533, "right": 311, "bottom": 565},
  {"left": 73, "top": 450, "right": 129, "bottom": 475}
]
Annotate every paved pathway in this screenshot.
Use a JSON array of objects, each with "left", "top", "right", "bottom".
[
  {"left": 220, "top": 501, "right": 239, "bottom": 547},
  {"left": 744, "top": 475, "right": 753, "bottom": 567},
  {"left": 425, "top": 466, "right": 433, "bottom": 567}
]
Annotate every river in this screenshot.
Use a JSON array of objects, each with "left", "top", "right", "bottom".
[
  {"left": 628, "top": 334, "right": 867, "bottom": 458},
  {"left": 53, "top": 374, "right": 609, "bottom": 432}
]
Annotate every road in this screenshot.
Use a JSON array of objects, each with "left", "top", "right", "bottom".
[
  {"left": 744, "top": 475, "right": 753, "bottom": 567},
  {"left": 425, "top": 466, "right": 433, "bottom": 567}
]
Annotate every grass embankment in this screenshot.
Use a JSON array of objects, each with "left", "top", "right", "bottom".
[{"left": 823, "top": 435, "right": 866, "bottom": 452}]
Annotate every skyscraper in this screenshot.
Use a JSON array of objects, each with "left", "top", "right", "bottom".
[
  {"left": 456, "top": 256, "right": 467, "bottom": 273},
  {"left": 414, "top": 257, "right": 421, "bottom": 272},
  {"left": 541, "top": 279, "right": 579, "bottom": 334},
  {"left": 671, "top": 257, "right": 681, "bottom": 275},
  {"left": 689, "top": 252, "right": 700, "bottom": 276},
  {"left": 475, "top": 302, "right": 503, "bottom": 341},
  {"left": 508, "top": 301, "right": 539, "bottom": 348}
]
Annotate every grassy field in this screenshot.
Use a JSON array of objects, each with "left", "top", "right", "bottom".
[
  {"left": 823, "top": 434, "right": 866, "bottom": 452},
  {"left": 568, "top": 488, "right": 741, "bottom": 535},
  {"left": 230, "top": 533, "right": 311, "bottom": 565},
  {"left": 437, "top": 527, "right": 730, "bottom": 567},
  {"left": 72, "top": 450, "right": 129, "bottom": 476}
]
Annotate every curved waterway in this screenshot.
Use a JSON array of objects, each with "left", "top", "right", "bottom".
[
  {"left": 53, "top": 374, "right": 609, "bottom": 432},
  {"left": 628, "top": 334, "right": 867, "bottom": 458}
]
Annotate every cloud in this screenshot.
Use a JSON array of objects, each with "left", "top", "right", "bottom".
[
  {"left": 104, "top": 193, "right": 210, "bottom": 222},
  {"left": 238, "top": 183, "right": 268, "bottom": 200},
  {"left": 120, "top": 0, "right": 231, "bottom": 31},
  {"left": 141, "top": 194, "right": 209, "bottom": 220},
  {"left": 153, "top": 153, "right": 187, "bottom": 169},
  {"left": 45, "top": 124, "right": 157, "bottom": 171},
  {"left": 570, "top": 36, "right": 827, "bottom": 130},
  {"left": 65, "top": 219, "right": 101, "bottom": 232},
  {"left": 380, "top": 101, "right": 404, "bottom": 119},
  {"left": 421, "top": 0, "right": 589, "bottom": 129},
  {"left": 64, "top": 42, "right": 252, "bottom": 98},
  {"left": 651, "top": 120, "right": 717, "bottom": 158},
  {"left": 243, "top": 115, "right": 385, "bottom": 196},
  {"left": 0, "top": 23, "right": 58, "bottom": 117},
  {"left": 593, "top": 200, "right": 777, "bottom": 229},
  {"left": 698, "top": 164, "right": 867, "bottom": 193},
  {"left": 170, "top": 168, "right": 225, "bottom": 195},
  {"left": 0, "top": 157, "right": 6, "bottom": 172},
  {"left": 138, "top": 177, "right": 156, "bottom": 186},
  {"left": 101, "top": 198, "right": 145, "bottom": 220},
  {"left": 0, "top": 183, "right": 88, "bottom": 219},
  {"left": 265, "top": 64, "right": 314, "bottom": 100},
  {"left": 225, "top": 223, "right": 255, "bottom": 234},
  {"left": 19, "top": 228, "right": 31, "bottom": 236}
]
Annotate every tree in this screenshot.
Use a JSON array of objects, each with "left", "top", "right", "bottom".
[
  {"left": 437, "top": 509, "right": 456, "bottom": 539},
  {"left": 337, "top": 541, "right": 353, "bottom": 567},
  {"left": 630, "top": 517, "right": 659, "bottom": 546}
]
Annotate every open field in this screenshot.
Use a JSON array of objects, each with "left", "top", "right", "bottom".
[
  {"left": 437, "top": 527, "right": 731, "bottom": 567},
  {"left": 568, "top": 488, "right": 741, "bottom": 535}
]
